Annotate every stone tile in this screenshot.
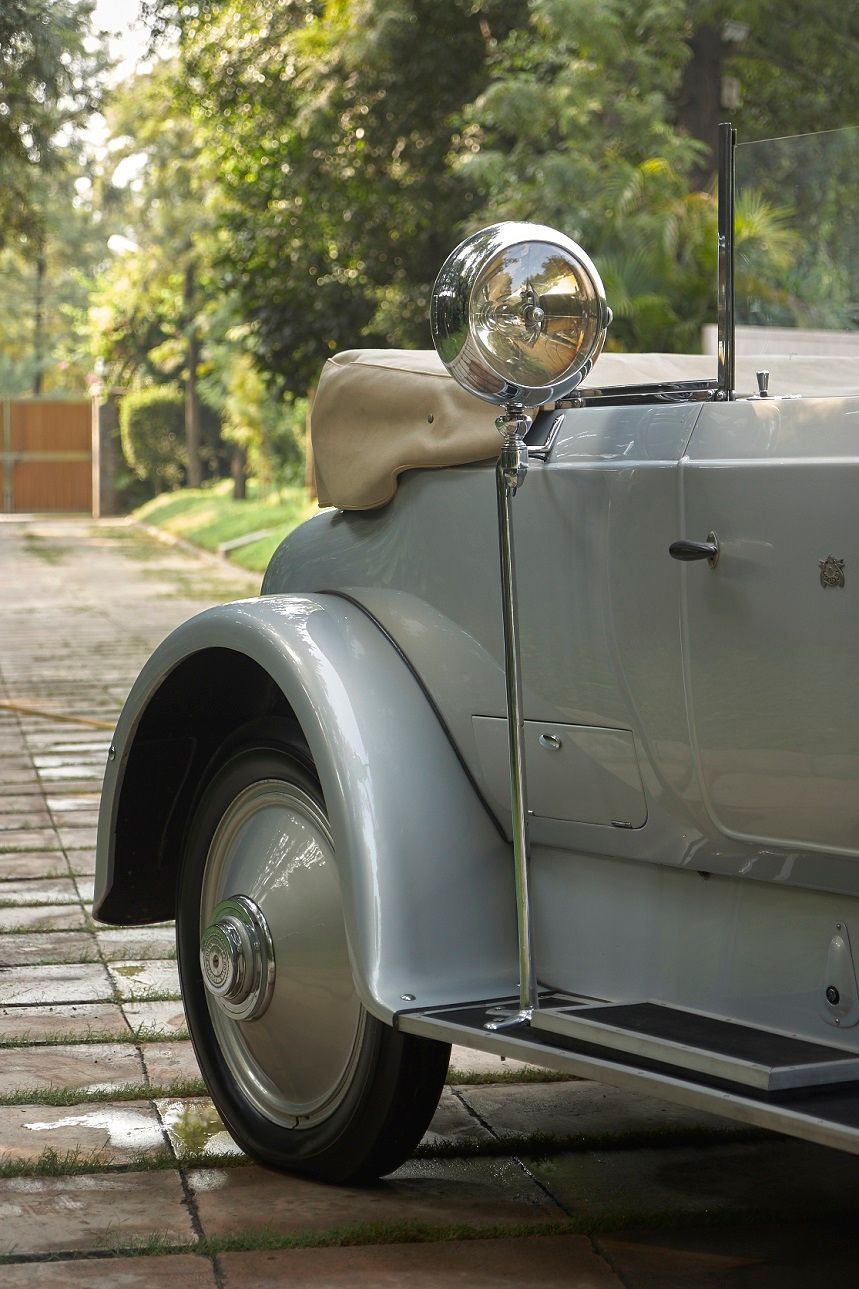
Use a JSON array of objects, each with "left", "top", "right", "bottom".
[
  {"left": 0, "top": 829, "right": 62, "bottom": 851},
  {"left": 0, "top": 1255, "right": 217, "bottom": 1289},
  {"left": 35, "top": 778, "right": 104, "bottom": 795},
  {"left": 0, "top": 903, "right": 87, "bottom": 932},
  {"left": 34, "top": 753, "right": 109, "bottom": 772},
  {"left": 57, "top": 827, "right": 99, "bottom": 851},
  {"left": 0, "top": 852, "right": 69, "bottom": 879},
  {"left": 191, "top": 1157, "right": 562, "bottom": 1238},
  {"left": 0, "top": 1170, "right": 193, "bottom": 1254},
  {"left": 74, "top": 876, "right": 96, "bottom": 902},
  {"left": 457, "top": 1081, "right": 741, "bottom": 1148},
  {"left": 526, "top": 1138, "right": 859, "bottom": 1226},
  {"left": 96, "top": 926, "right": 176, "bottom": 961},
  {"left": 597, "top": 1223, "right": 859, "bottom": 1289},
  {"left": 0, "top": 1042, "right": 143, "bottom": 1095},
  {"left": 34, "top": 757, "right": 103, "bottom": 778},
  {"left": 142, "top": 1041, "right": 202, "bottom": 1086},
  {"left": 0, "top": 931, "right": 97, "bottom": 966},
  {"left": 123, "top": 1000, "right": 188, "bottom": 1038},
  {"left": 423, "top": 1088, "right": 494, "bottom": 1148},
  {"left": 45, "top": 793, "right": 102, "bottom": 812},
  {"left": 0, "top": 796, "right": 52, "bottom": 813},
  {"left": 448, "top": 1044, "right": 560, "bottom": 1080},
  {"left": 0, "top": 877, "right": 80, "bottom": 906},
  {"left": 220, "top": 1236, "right": 624, "bottom": 1288},
  {"left": 67, "top": 851, "right": 95, "bottom": 876},
  {"left": 0, "top": 1099, "right": 166, "bottom": 1165},
  {"left": 0, "top": 767, "right": 41, "bottom": 786},
  {"left": 109, "top": 960, "right": 181, "bottom": 1000},
  {"left": 0, "top": 962, "right": 113, "bottom": 1006},
  {"left": 0, "top": 811, "right": 53, "bottom": 829},
  {"left": 0, "top": 1002, "right": 129, "bottom": 1044},
  {"left": 53, "top": 809, "right": 101, "bottom": 827},
  {"left": 156, "top": 1097, "right": 243, "bottom": 1160}
]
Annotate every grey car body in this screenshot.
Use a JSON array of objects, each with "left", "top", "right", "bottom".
[{"left": 95, "top": 126, "right": 859, "bottom": 1170}]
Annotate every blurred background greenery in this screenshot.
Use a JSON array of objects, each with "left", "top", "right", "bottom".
[{"left": 1, "top": 0, "right": 857, "bottom": 517}]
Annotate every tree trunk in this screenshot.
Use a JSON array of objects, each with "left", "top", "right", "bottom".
[
  {"left": 32, "top": 240, "right": 46, "bottom": 397},
  {"left": 305, "top": 383, "right": 317, "bottom": 501},
  {"left": 184, "top": 261, "right": 203, "bottom": 488},
  {"left": 676, "top": 22, "right": 724, "bottom": 188},
  {"left": 231, "top": 445, "right": 247, "bottom": 500}
]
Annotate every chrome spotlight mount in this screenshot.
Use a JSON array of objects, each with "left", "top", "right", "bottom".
[{"left": 431, "top": 222, "right": 611, "bottom": 1029}]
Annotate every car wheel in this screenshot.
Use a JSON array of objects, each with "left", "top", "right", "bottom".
[{"left": 176, "top": 730, "right": 450, "bottom": 1183}]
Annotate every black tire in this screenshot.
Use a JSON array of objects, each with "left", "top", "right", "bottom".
[{"left": 176, "top": 727, "right": 450, "bottom": 1183}]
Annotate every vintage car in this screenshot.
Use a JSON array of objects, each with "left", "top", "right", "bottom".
[{"left": 95, "top": 124, "right": 859, "bottom": 1182}]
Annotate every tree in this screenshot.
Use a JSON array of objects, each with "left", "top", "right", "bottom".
[
  {"left": 91, "top": 60, "right": 219, "bottom": 484},
  {"left": 0, "top": 2, "right": 108, "bottom": 393},
  {"left": 154, "top": 0, "right": 524, "bottom": 395},
  {"left": 674, "top": 2, "right": 859, "bottom": 181},
  {"left": 0, "top": 163, "right": 108, "bottom": 396},
  {"left": 0, "top": 2, "right": 106, "bottom": 246}
]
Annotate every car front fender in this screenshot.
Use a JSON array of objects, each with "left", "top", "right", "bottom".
[{"left": 95, "top": 593, "right": 517, "bottom": 1021}]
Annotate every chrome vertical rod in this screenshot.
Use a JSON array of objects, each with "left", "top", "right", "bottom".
[
  {"left": 487, "top": 411, "right": 538, "bottom": 1028},
  {"left": 717, "top": 120, "right": 737, "bottom": 401}
]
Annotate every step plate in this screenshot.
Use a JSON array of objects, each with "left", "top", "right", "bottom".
[{"left": 531, "top": 1002, "right": 859, "bottom": 1091}]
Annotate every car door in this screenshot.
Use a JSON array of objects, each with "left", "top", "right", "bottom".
[{"left": 679, "top": 394, "right": 859, "bottom": 860}]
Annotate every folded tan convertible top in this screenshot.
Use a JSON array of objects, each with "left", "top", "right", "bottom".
[{"left": 310, "top": 348, "right": 859, "bottom": 511}]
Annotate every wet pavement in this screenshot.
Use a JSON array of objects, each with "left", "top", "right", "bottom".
[{"left": 1, "top": 515, "right": 859, "bottom": 1285}]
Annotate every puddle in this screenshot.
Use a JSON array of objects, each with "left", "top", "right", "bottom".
[
  {"left": 24, "top": 1106, "right": 165, "bottom": 1151},
  {"left": 157, "top": 1099, "right": 243, "bottom": 1159},
  {"left": 112, "top": 965, "right": 145, "bottom": 979}
]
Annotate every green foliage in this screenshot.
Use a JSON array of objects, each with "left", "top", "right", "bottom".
[
  {"left": 221, "top": 355, "right": 307, "bottom": 491},
  {"left": 168, "top": 0, "right": 525, "bottom": 391},
  {"left": 9, "top": 0, "right": 850, "bottom": 443},
  {"left": 729, "top": 0, "right": 859, "bottom": 142},
  {"left": 0, "top": 1, "right": 107, "bottom": 248},
  {"left": 120, "top": 384, "right": 187, "bottom": 490},
  {"left": 135, "top": 477, "right": 315, "bottom": 572}
]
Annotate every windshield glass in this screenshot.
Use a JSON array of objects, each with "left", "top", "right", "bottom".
[{"left": 734, "top": 126, "right": 859, "bottom": 396}]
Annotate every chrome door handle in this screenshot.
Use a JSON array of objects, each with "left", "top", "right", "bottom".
[{"left": 669, "top": 532, "right": 719, "bottom": 568}]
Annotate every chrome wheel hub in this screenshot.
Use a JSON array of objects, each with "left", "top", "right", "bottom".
[
  {"left": 200, "top": 894, "right": 274, "bottom": 1021},
  {"left": 199, "top": 777, "right": 365, "bottom": 1128}
]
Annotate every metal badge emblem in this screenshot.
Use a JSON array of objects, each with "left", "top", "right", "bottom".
[{"left": 819, "top": 555, "right": 846, "bottom": 589}]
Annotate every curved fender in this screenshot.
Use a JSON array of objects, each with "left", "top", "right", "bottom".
[{"left": 95, "top": 593, "right": 517, "bottom": 1022}]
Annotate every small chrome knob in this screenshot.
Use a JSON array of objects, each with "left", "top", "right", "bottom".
[{"left": 756, "top": 369, "right": 770, "bottom": 397}]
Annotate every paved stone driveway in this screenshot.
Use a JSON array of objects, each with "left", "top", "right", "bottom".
[{"left": 1, "top": 515, "right": 858, "bottom": 1287}]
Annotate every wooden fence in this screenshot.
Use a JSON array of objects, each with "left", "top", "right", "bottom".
[{"left": 0, "top": 399, "right": 92, "bottom": 513}]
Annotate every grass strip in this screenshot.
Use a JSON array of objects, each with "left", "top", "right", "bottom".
[
  {"left": 0, "top": 1079, "right": 208, "bottom": 1107},
  {"left": 446, "top": 1066, "right": 573, "bottom": 1086},
  {"left": 414, "top": 1123, "right": 767, "bottom": 1160},
  {"left": 0, "top": 1204, "right": 840, "bottom": 1266},
  {"left": 0, "top": 1146, "right": 244, "bottom": 1179},
  {"left": 0, "top": 1027, "right": 189, "bottom": 1048},
  {"left": 133, "top": 479, "right": 315, "bottom": 574},
  {"left": 85, "top": 1203, "right": 804, "bottom": 1263}
]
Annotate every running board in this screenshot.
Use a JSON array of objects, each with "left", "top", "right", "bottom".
[
  {"left": 396, "top": 996, "right": 859, "bottom": 1156},
  {"left": 531, "top": 1002, "right": 859, "bottom": 1092}
]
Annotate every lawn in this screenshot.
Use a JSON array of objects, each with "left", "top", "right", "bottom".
[{"left": 134, "top": 479, "right": 317, "bottom": 572}]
